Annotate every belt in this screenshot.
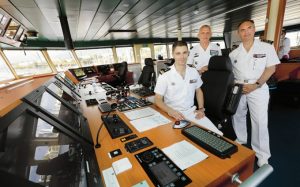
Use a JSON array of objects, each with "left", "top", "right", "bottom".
[{"left": 235, "top": 79, "right": 257, "bottom": 84}]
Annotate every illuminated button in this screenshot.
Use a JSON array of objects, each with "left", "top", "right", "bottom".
[
  {"left": 181, "top": 176, "right": 187, "bottom": 181},
  {"left": 172, "top": 168, "right": 177, "bottom": 172},
  {"left": 176, "top": 172, "right": 182, "bottom": 176}
]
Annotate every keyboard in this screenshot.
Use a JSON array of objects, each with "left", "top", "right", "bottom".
[{"left": 182, "top": 125, "right": 238, "bottom": 158}]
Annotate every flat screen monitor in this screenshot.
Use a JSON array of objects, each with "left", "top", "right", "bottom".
[
  {"left": 0, "top": 103, "right": 102, "bottom": 187},
  {"left": 55, "top": 73, "right": 80, "bottom": 98},
  {"left": 71, "top": 68, "right": 87, "bottom": 80},
  {"left": 23, "top": 87, "right": 93, "bottom": 145},
  {"left": 47, "top": 80, "right": 79, "bottom": 106}
]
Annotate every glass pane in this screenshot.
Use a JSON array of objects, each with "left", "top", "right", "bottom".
[
  {"left": 140, "top": 47, "right": 151, "bottom": 64},
  {"left": 3, "top": 50, "right": 52, "bottom": 77},
  {"left": 5, "top": 20, "right": 18, "bottom": 39},
  {"left": 75, "top": 48, "right": 114, "bottom": 66},
  {"left": 116, "top": 47, "right": 135, "bottom": 63},
  {"left": 0, "top": 55, "right": 14, "bottom": 81},
  {"left": 154, "top": 45, "right": 168, "bottom": 60},
  {"left": 211, "top": 41, "right": 226, "bottom": 49},
  {"left": 286, "top": 31, "right": 300, "bottom": 47},
  {"left": 47, "top": 50, "right": 78, "bottom": 72},
  {"left": 168, "top": 44, "right": 173, "bottom": 58}
]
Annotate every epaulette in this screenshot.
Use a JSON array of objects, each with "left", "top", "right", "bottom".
[
  {"left": 187, "top": 64, "right": 196, "bottom": 68},
  {"left": 190, "top": 46, "right": 194, "bottom": 50},
  {"left": 261, "top": 39, "right": 273, "bottom": 45},
  {"left": 159, "top": 68, "right": 170, "bottom": 75}
]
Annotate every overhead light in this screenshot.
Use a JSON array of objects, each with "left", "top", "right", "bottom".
[{"left": 123, "top": 3, "right": 129, "bottom": 7}]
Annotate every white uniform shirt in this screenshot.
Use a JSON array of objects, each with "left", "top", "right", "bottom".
[
  {"left": 278, "top": 37, "right": 291, "bottom": 59},
  {"left": 229, "top": 40, "right": 280, "bottom": 83},
  {"left": 154, "top": 65, "right": 202, "bottom": 111},
  {"left": 187, "top": 43, "right": 222, "bottom": 70}
]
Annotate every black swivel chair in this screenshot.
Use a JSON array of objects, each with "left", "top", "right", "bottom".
[
  {"left": 201, "top": 56, "right": 242, "bottom": 140},
  {"left": 138, "top": 58, "right": 156, "bottom": 88},
  {"left": 111, "top": 61, "right": 128, "bottom": 87},
  {"left": 132, "top": 58, "right": 156, "bottom": 97}
]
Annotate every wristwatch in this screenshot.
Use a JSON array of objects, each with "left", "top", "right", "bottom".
[{"left": 256, "top": 82, "right": 262, "bottom": 88}]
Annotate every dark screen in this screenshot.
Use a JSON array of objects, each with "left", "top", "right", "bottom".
[
  {"left": 47, "top": 83, "right": 78, "bottom": 105},
  {"left": 149, "top": 162, "right": 178, "bottom": 186},
  {"left": 0, "top": 111, "right": 84, "bottom": 186},
  {"left": 37, "top": 91, "right": 80, "bottom": 132}
]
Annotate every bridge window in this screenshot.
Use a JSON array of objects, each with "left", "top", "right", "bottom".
[
  {"left": 154, "top": 45, "right": 167, "bottom": 60},
  {"left": 286, "top": 31, "right": 300, "bottom": 47},
  {"left": 0, "top": 56, "right": 14, "bottom": 81},
  {"left": 47, "top": 50, "right": 78, "bottom": 72},
  {"left": 140, "top": 47, "right": 151, "bottom": 64},
  {"left": 116, "top": 46, "right": 135, "bottom": 63},
  {"left": 3, "top": 50, "right": 52, "bottom": 77},
  {"left": 75, "top": 48, "right": 114, "bottom": 66}
]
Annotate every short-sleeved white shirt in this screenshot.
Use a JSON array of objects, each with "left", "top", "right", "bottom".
[
  {"left": 278, "top": 37, "right": 291, "bottom": 59},
  {"left": 187, "top": 43, "right": 222, "bottom": 70},
  {"left": 229, "top": 40, "right": 280, "bottom": 82},
  {"left": 154, "top": 65, "right": 202, "bottom": 111}
]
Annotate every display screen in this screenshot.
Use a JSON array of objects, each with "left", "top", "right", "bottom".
[
  {"left": 47, "top": 82, "right": 78, "bottom": 105},
  {"left": 55, "top": 73, "right": 77, "bottom": 91},
  {"left": 73, "top": 68, "right": 86, "bottom": 77},
  {"left": 36, "top": 91, "right": 80, "bottom": 133},
  {"left": 0, "top": 110, "right": 83, "bottom": 186},
  {"left": 149, "top": 162, "right": 178, "bottom": 186}
]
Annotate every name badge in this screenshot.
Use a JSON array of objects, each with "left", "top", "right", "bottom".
[
  {"left": 210, "top": 50, "right": 219, "bottom": 56},
  {"left": 253, "top": 54, "right": 266, "bottom": 58},
  {"left": 190, "top": 79, "right": 197, "bottom": 83}
]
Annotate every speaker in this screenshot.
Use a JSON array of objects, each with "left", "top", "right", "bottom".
[{"left": 59, "top": 16, "right": 74, "bottom": 49}]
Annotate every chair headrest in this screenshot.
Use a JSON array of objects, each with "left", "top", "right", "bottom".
[
  {"left": 145, "top": 58, "right": 154, "bottom": 66},
  {"left": 208, "top": 56, "right": 232, "bottom": 72}
]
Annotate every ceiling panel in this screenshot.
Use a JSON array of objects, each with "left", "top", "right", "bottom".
[{"left": 0, "top": 0, "right": 300, "bottom": 47}]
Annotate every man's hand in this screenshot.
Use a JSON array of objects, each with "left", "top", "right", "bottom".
[
  {"left": 194, "top": 109, "right": 205, "bottom": 119},
  {"left": 242, "top": 84, "right": 258, "bottom": 94},
  {"left": 199, "top": 66, "right": 208, "bottom": 74},
  {"left": 167, "top": 109, "right": 185, "bottom": 121}
]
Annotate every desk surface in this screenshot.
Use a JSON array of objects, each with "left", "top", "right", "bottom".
[
  {"left": 0, "top": 76, "right": 53, "bottom": 117},
  {"left": 81, "top": 95, "right": 255, "bottom": 187}
]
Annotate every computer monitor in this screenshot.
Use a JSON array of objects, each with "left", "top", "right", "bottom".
[
  {"left": 0, "top": 103, "right": 102, "bottom": 187},
  {"left": 46, "top": 79, "right": 80, "bottom": 106},
  {"left": 71, "top": 68, "right": 87, "bottom": 80},
  {"left": 55, "top": 73, "right": 80, "bottom": 98},
  {"left": 96, "top": 64, "right": 110, "bottom": 75},
  {"left": 23, "top": 86, "right": 93, "bottom": 145}
]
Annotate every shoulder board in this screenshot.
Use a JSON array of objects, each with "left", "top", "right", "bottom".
[
  {"left": 261, "top": 39, "right": 273, "bottom": 45},
  {"left": 159, "top": 68, "right": 170, "bottom": 75},
  {"left": 187, "top": 64, "right": 196, "bottom": 68},
  {"left": 190, "top": 46, "right": 194, "bottom": 50}
]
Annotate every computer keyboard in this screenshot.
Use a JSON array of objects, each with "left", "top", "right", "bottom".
[{"left": 182, "top": 125, "right": 238, "bottom": 158}]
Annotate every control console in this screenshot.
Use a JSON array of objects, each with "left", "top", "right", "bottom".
[
  {"left": 135, "top": 147, "right": 192, "bottom": 187},
  {"left": 117, "top": 96, "right": 152, "bottom": 112},
  {"left": 125, "top": 137, "right": 153, "bottom": 153},
  {"left": 101, "top": 114, "right": 132, "bottom": 139}
]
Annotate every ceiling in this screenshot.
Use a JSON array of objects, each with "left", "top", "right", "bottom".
[{"left": 0, "top": 0, "right": 300, "bottom": 48}]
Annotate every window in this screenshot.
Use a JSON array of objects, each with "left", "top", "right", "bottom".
[
  {"left": 0, "top": 55, "right": 14, "bottom": 81},
  {"left": 47, "top": 50, "right": 78, "bottom": 72},
  {"left": 140, "top": 47, "right": 151, "bottom": 64},
  {"left": 3, "top": 50, "right": 52, "bottom": 77},
  {"left": 154, "top": 45, "right": 168, "bottom": 60},
  {"left": 286, "top": 31, "right": 300, "bottom": 47},
  {"left": 168, "top": 44, "right": 173, "bottom": 58},
  {"left": 211, "top": 41, "right": 226, "bottom": 49},
  {"left": 116, "top": 47, "right": 135, "bottom": 63},
  {"left": 75, "top": 48, "right": 114, "bottom": 66}
]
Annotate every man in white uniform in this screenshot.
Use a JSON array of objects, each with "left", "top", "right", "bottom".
[
  {"left": 229, "top": 20, "right": 280, "bottom": 167},
  {"left": 155, "top": 41, "right": 223, "bottom": 135},
  {"left": 187, "top": 25, "right": 222, "bottom": 74},
  {"left": 278, "top": 29, "right": 291, "bottom": 60}
]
